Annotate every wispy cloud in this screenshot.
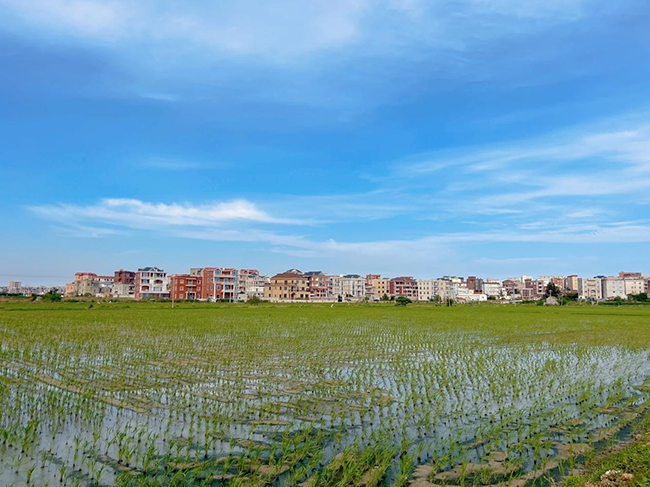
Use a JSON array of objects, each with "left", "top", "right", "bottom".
[
  {"left": 28, "top": 198, "right": 308, "bottom": 229},
  {"left": 0, "top": 0, "right": 594, "bottom": 62}
]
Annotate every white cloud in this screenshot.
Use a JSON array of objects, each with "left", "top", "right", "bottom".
[{"left": 28, "top": 198, "right": 307, "bottom": 229}]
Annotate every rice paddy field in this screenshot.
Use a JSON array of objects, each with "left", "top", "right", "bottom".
[{"left": 1, "top": 301, "right": 650, "bottom": 487}]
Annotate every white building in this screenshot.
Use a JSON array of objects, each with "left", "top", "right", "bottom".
[
  {"left": 624, "top": 279, "right": 646, "bottom": 297},
  {"left": 483, "top": 280, "right": 504, "bottom": 298},
  {"left": 602, "top": 278, "right": 627, "bottom": 300},
  {"left": 135, "top": 267, "right": 170, "bottom": 299},
  {"left": 339, "top": 274, "right": 366, "bottom": 301},
  {"left": 457, "top": 287, "right": 488, "bottom": 302},
  {"left": 236, "top": 269, "right": 269, "bottom": 301},
  {"left": 417, "top": 279, "right": 438, "bottom": 301}
]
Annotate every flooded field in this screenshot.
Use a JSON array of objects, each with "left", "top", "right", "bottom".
[{"left": 1, "top": 302, "right": 650, "bottom": 486}]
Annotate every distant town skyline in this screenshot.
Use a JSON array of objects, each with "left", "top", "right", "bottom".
[{"left": 2, "top": 1, "right": 650, "bottom": 283}]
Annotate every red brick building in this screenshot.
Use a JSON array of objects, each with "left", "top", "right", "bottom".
[{"left": 170, "top": 274, "right": 203, "bottom": 301}]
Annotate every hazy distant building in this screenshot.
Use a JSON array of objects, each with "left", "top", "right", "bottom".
[{"left": 8, "top": 281, "right": 21, "bottom": 294}]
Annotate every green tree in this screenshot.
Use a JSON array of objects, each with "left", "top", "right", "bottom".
[
  {"left": 544, "top": 282, "right": 562, "bottom": 299},
  {"left": 395, "top": 296, "right": 412, "bottom": 306},
  {"left": 41, "top": 289, "right": 62, "bottom": 302}
]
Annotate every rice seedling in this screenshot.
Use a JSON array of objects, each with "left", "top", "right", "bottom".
[{"left": 1, "top": 301, "right": 650, "bottom": 485}]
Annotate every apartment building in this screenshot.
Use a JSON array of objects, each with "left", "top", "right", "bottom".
[
  {"left": 624, "top": 279, "right": 646, "bottom": 296},
  {"left": 8, "top": 281, "right": 21, "bottom": 294},
  {"left": 578, "top": 277, "right": 602, "bottom": 301},
  {"left": 134, "top": 267, "right": 170, "bottom": 299},
  {"left": 602, "top": 278, "right": 627, "bottom": 300},
  {"left": 265, "top": 270, "right": 309, "bottom": 301},
  {"left": 389, "top": 276, "right": 418, "bottom": 299},
  {"left": 566, "top": 275, "right": 579, "bottom": 292}
]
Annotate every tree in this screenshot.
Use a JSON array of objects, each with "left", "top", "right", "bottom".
[
  {"left": 395, "top": 296, "right": 412, "bottom": 306},
  {"left": 41, "top": 289, "right": 62, "bottom": 302},
  {"left": 544, "top": 282, "right": 562, "bottom": 299},
  {"left": 380, "top": 294, "right": 389, "bottom": 302}
]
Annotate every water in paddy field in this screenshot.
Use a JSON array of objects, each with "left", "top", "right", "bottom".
[{"left": 1, "top": 325, "right": 650, "bottom": 486}]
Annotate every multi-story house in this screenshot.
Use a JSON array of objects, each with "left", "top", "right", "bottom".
[
  {"left": 237, "top": 269, "right": 269, "bottom": 301},
  {"left": 466, "top": 276, "right": 483, "bottom": 293},
  {"left": 578, "top": 277, "right": 602, "bottom": 301},
  {"left": 457, "top": 284, "right": 487, "bottom": 302},
  {"left": 112, "top": 269, "right": 136, "bottom": 298},
  {"left": 602, "top": 278, "right": 627, "bottom": 300},
  {"left": 483, "top": 279, "right": 504, "bottom": 298},
  {"left": 368, "top": 276, "right": 390, "bottom": 299},
  {"left": 305, "top": 271, "right": 332, "bottom": 301},
  {"left": 417, "top": 279, "right": 433, "bottom": 301},
  {"left": 389, "top": 276, "right": 418, "bottom": 299},
  {"left": 169, "top": 274, "right": 203, "bottom": 301},
  {"left": 340, "top": 274, "right": 366, "bottom": 301},
  {"left": 501, "top": 279, "right": 521, "bottom": 296},
  {"left": 134, "top": 267, "right": 170, "bottom": 299},
  {"left": 264, "top": 270, "right": 309, "bottom": 301},
  {"left": 200, "top": 267, "right": 237, "bottom": 301},
  {"left": 329, "top": 275, "right": 342, "bottom": 300},
  {"left": 64, "top": 282, "right": 75, "bottom": 296}
]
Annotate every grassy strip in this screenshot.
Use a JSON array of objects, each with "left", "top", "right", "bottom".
[{"left": 564, "top": 416, "right": 650, "bottom": 487}]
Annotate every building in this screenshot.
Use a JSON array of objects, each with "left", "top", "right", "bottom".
[
  {"left": 305, "top": 271, "right": 332, "bottom": 301},
  {"left": 264, "top": 270, "right": 309, "bottom": 301},
  {"left": 200, "top": 267, "right": 238, "bottom": 301},
  {"left": 237, "top": 269, "right": 269, "bottom": 301},
  {"left": 64, "top": 282, "right": 75, "bottom": 296},
  {"left": 340, "top": 274, "right": 366, "bottom": 301},
  {"left": 566, "top": 275, "right": 579, "bottom": 292},
  {"left": 502, "top": 279, "right": 521, "bottom": 296},
  {"left": 624, "top": 279, "right": 646, "bottom": 297},
  {"left": 457, "top": 285, "right": 487, "bottom": 302},
  {"left": 169, "top": 274, "right": 203, "bottom": 301},
  {"left": 466, "top": 276, "right": 483, "bottom": 293},
  {"left": 483, "top": 279, "right": 504, "bottom": 298},
  {"left": 134, "top": 267, "right": 169, "bottom": 299},
  {"left": 602, "top": 278, "right": 627, "bottom": 300},
  {"left": 111, "top": 269, "right": 136, "bottom": 298},
  {"left": 578, "top": 277, "right": 603, "bottom": 301},
  {"left": 619, "top": 271, "right": 643, "bottom": 280},
  {"left": 417, "top": 279, "right": 436, "bottom": 301},
  {"left": 368, "top": 276, "right": 390, "bottom": 300},
  {"left": 389, "top": 276, "right": 418, "bottom": 299},
  {"left": 8, "top": 281, "right": 22, "bottom": 294}
]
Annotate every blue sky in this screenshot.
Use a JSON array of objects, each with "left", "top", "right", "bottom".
[{"left": 2, "top": 0, "right": 650, "bottom": 285}]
